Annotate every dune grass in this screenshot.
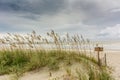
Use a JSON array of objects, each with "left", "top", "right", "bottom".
[
  {"left": 0, "top": 49, "right": 114, "bottom": 80},
  {"left": 0, "top": 30, "right": 114, "bottom": 80},
  {"left": 0, "top": 50, "right": 95, "bottom": 74}
]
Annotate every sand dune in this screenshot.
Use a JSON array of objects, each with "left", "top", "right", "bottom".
[{"left": 0, "top": 50, "right": 120, "bottom": 80}]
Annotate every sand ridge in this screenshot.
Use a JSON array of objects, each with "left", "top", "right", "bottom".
[{"left": 0, "top": 51, "right": 120, "bottom": 80}]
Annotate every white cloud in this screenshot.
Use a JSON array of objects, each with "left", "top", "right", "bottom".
[
  {"left": 110, "top": 8, "right": 120, "bottom": 13},
  {"left": 0, "top": 11, "right": 84, "bottom": 32},
  {"left": 99, "top": 24, "right": 120, "bottom": 39}
]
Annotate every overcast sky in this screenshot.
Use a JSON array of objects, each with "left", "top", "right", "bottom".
[{"left": 0, "top": 0, "right": 120, "bottom": 41}]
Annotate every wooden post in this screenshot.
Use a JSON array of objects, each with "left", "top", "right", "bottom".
[
  {"left": 105, "top": 53, "right": 107, "bottom": 66},
  {"left": 97, "top": 50, "right": 101, "bottom": 66},
  {"left": 94, "top": 45, "right": 103, "bottom": 66}
]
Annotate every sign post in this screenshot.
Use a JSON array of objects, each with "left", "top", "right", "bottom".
[
  {"left": 94, "top": 45, "right": 103, "bottom": 66},
  {"left": 105, "top": 53, "right": 107, "bottom": 66}
]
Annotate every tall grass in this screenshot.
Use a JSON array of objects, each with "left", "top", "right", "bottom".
[
  {"left": 0, "top": 50, "right": 97, "bottom": 74},
  {"left": 0, "top": 30, "right": 114, "bottom": 80},
  {"left": 0, "top": 30, "right": 94, "bottom": 52}
]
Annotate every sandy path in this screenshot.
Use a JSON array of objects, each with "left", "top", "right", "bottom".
[{"left": 106, "top": 51, "right": 120, "bottom": 80}]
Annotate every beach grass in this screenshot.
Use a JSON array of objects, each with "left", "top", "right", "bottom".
[
  {"left": 0, "top": 30, "right": 114, "bottom": 80},
  {"left": 0, "top": 49, "right": 114, "bottom": 80}
]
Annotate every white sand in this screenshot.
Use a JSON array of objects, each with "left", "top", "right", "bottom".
[{"left": 106, "top": 51, "right": 120, "bottom": 80}]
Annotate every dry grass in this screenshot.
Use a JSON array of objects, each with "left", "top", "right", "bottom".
[{"left": 0, "top": 30, "right": 114, "bottom": 80}]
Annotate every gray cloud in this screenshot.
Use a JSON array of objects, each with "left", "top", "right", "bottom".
[
  {"left": 1, "top": 0, "right": 120, "bottom": 40},
  {"left": 68, "top": 0, "right": 120, "bottom": 26},
  {"left": 0, "top": 23, "right": 28, "bottom": 32},
  {"left": 1, "top": 0, "right": 120, "bottom": 26},
  {"left": 0, "top": 0, "right": 66, "bottom": 15},
  {"left": 72, "top": 0, "right": 104, "bottom": 17}
]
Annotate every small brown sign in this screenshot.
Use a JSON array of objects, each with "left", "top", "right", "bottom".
[{"left": 94, "top": 47, "right": 103, "bottom": 51}]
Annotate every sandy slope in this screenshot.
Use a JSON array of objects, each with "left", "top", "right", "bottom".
[
  {"left": 19, "top": 68, "right": 65, "bottom": 80},
  {"left": 0, "top": 64, "right": 81, "bottom": 80},
  {"left": 0, "top": 68, "right": 66, "bottom": 80},
  {"left": 19, "top": 63, "right": 82, "bottom": 80},
  {"left": 0, "top": 51, "right": 120, "bottom": 80},
  {"left": 106, "top": 51, "right": 120, "bottom": 80}
]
